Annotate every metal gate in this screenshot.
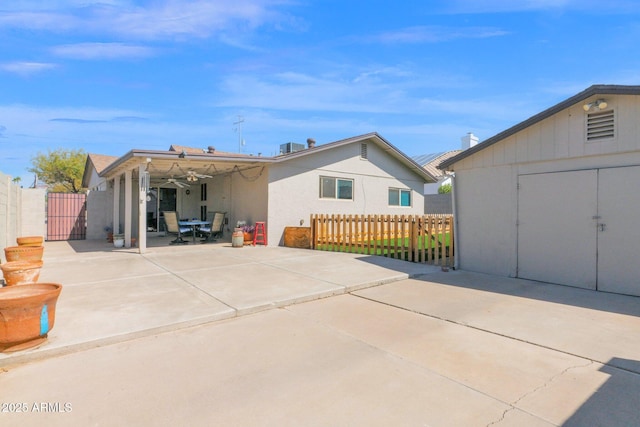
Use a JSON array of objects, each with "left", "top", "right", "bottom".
[{"left": 46, "top": 193, "right": 87, "bottom": 241}]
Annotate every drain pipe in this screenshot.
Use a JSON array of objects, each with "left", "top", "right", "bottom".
[{"left": 450, "top": 172, "right": 460, "bottom": 270}]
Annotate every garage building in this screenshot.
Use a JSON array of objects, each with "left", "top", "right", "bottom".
[{"left": 440, "top": 85, "right": 640, "bottom": 297}]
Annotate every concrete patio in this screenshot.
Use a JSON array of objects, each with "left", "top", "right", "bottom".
[
  {"left": 0, "top": 237, "right": 439, "bottom": 366},
  {"left": 1, "top": 238, "right": 639, "bottom": 426}
]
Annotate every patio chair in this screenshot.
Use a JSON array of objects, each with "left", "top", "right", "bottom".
[
  {"left": 199, "top": 211, "right": 226, "bottom": 242},
  {"left": 162, "top": 211, "right": 191, "bottom": 244}
]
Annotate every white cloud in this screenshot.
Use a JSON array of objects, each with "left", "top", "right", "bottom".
[
  {"left": 215, "top": 67, "right": 477, "bottom": 115},
  {"left": 369, "top": 26, "right": 509, "bottom": 44},
  {"left": 0, "top": 0, "right": 296, "bottom": 41},
  {"left": 0, "top": 61, "right": 57, "bottom": 76},
  {"left": 51, "top": 42, "right": 156, "bottom": 60},
  {"left": 439, "top": 0, "right": 640, "bottom": 14}
]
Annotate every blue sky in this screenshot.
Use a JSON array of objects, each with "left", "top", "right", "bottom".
[{"left": 1, "top": 1, "right": 640, "bottom": 184}]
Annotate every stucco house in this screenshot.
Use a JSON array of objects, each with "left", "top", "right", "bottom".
[
  {"left": 439, "top": 84, "right": 640, "bottom": 297},
  {"left": 84, "top": 153, "right": 118, "bottom": 191},
  {"left": 83, "top": 133, "right": 436, "bottom": 252}
]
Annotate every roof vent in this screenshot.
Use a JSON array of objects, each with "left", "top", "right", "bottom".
[
  {"left": 207, "top": 146, "right": 216, "bottom": 153},
  {"left": 307, "top": 138, "right": 316, "bottom": 149},
  {"left": 587, "top": 110, "right": 614, "bottom": 141}
]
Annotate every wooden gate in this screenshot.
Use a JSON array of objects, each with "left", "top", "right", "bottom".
[{"left": 46, "top": 193, "right": 87, "bottom": 241}]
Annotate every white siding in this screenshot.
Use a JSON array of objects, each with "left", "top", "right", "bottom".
[
  {"left": 451, "top": 93, "right": 640, "bottom": 290},
  {"left": 268, "top": 142, "right": 426, "bottom": 245},
  {"left": 454, "top": 166, "right": 517, "bottom": 276}
]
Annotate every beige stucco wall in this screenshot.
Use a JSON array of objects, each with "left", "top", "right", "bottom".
[
  {"left": 229, "top": 166, "right": 268, "bottom": 233},
  {"left": 452, "top": 94, "right": 640, "bottom": 277},
  {"left": 268, "top": 142, "right": 426, "bottom": 246}
]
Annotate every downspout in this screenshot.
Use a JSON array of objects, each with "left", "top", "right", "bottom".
[{"left": 450, "top": 171, "right": 460, "bottom": 270}]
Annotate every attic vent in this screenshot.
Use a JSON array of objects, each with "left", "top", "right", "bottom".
[
  {"left": 587, "top": 109, "right": 615, "bottom": 141},
  {"left": 360, "top": 143, "right": 368, "bottom": 159}
]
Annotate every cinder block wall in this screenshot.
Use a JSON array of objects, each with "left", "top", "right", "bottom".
[{"left": 0, "top": 171, "right": 46, "bottom": 250}]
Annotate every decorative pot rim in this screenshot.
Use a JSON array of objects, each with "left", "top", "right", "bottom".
[
  {"left": 16, "top": 235, "right": 44, "bottom": 241},
  {"left": 0, "top": 283, "right": 62, "bottom": 309},
  {"left": 0, "top": 260, "right": 44, "bottom": 271},
  {"left": 4, "top": 245, "right": 44, "bottom": 251}
]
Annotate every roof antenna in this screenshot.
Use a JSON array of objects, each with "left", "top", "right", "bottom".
[{"left": 233, "top": 115, "right": 245, "bottom": 153}]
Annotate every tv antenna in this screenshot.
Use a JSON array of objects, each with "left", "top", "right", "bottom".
[{"left": 233, "top": 116, "right": 245, "bottom": 153}]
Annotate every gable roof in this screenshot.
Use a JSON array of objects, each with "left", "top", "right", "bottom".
[
  {"left": 87, "top": 153, "right": 118, "bottom": 174},
  {"left": 82, "top": 153, "right": 119, "bottom": 188},
  {"left": 439, "top": 84, "right": 640, "bottom": 170},
  {"left": 414, "top": 150, "right": 461, "bottom": 179},
  {"left": 274, "top": 132, "right": 436, "bottom": 182},
  {"left": 98, "top": 132, "right": 437, "bottom": 183}
]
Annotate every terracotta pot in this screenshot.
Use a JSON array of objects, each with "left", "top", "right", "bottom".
[
  {"left": 4, "top": 245, "right": 44, "bottom": 262},
  {"left": 0, "top": 283, "right": 62, "bottom": 352},
  {"left": 16, "top": 236, "right": 44, "bottom": 247},
  {"left": 243, "top": 232, "right": 254, "bottom": 245},
  {"left": 1, "top": 260, "right": 43, "bottom": 286}
]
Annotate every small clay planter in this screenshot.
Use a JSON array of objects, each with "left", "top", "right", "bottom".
[
  {"left": 243, "top": 232, "right": 254, "bottom": 245},
  {"left": 16, "top": 236, "right": 44, "bottom": 247},
  {"left": 0, "top": 283, "right": 62, "bottom": 352},
  {"left": 4, "top": 245, "right": 44, "bottom": 262},
  {"left": 1, "top": 260, "right": 44, "bottom": 286}
]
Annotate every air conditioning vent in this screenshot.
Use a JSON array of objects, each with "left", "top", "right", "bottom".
[{"left": 587, "top": 110, "right": 614, "bottom": 141}]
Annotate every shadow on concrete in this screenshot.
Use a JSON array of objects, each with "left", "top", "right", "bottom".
[
  {"left": 409, "top": 269, "right": 640, "bottom": 319},
  {"left": 59, "top": 235, "right": 230, "bottom": 253},
  {"left": 563, "top": 358, "right": 640, "bottom": 427}
]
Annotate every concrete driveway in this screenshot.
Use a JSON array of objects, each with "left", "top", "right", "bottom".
[{"left": 1, "top": 239, "right": 639, "bottom": 426}]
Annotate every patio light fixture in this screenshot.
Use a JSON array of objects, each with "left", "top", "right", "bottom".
[{"left": 583, "top": 99, "right": 608, "bottom": 112}]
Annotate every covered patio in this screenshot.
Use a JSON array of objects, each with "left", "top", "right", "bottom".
[{"left": 97, "top": 146, "right": 269, "bottom": 253}]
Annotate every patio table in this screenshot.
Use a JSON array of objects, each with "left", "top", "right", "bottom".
[{"left": 179, "top": 220, "right": 211, "bottom": 244}]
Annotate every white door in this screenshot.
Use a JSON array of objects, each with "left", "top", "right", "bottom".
[
  {"left": 517, "top": 170, "right": 598, "bottom": 289},
  {"left": 597, "top": 166, "right": 640, "bottom": 295}
]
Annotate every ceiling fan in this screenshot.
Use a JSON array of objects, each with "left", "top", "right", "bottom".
[
  {"left": 181, "top": 169, "right": 213, "bottom": 182},
  {"left": 160, "top": 178, "right": 190, "bottom": 188},
  {"left": 182, "top": 170, "right": 213, "bottom": 182}
]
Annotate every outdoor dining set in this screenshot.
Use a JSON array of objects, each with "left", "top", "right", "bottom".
[{"left": 162, "top": 211, "right": 226, "bottom": 244}]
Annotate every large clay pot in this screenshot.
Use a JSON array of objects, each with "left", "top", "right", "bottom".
[
  {"left": 16, "top": 236, "right": 44, "bottom": 247},
  {"left": 4, "top": 245, "right": 44, "bottom": 262},
  {"left": 0, "top": 283, "right": 62, "bottom": 352},
  {"left": 1, "top": 260, "right": 43, "bottom": 286}
]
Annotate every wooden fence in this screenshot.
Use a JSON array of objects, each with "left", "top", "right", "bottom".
[{"left": 310, "top": 214, "right": 454, "bottom": 267}]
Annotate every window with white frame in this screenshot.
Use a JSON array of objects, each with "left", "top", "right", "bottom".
[
  {"left": 388, "top": 188, "right": 411, "bottom": 207},
  {"left": 320, "top": 176, "right": 353, "bottom": 200}
]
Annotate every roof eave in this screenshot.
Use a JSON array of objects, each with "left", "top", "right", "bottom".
[{"left": 439, "top": 84, "right": 640, "bottom": 170}]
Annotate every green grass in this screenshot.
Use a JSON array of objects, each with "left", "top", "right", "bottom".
[{"left": 316, "top": 233, "right": 452, "bottom": 262}]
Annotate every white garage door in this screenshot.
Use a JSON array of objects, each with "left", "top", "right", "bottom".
[{"left": 518, "top": 167, "right": 640, "bottom": 296}]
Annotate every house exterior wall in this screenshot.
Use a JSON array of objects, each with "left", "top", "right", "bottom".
[
  {"left": 267, "top": 142, "right": 426, "bottom": 246},
  {"left": 86, "top": 168, "right": 106, "bottom": 191},
  {"left": 452, "top": 94, "right": 640, "bottom": 278},
  {"left": 229, "top": 166, "right": 269, "bottom": 233}
]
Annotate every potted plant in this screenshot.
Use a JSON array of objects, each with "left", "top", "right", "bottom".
[
  {"left": 241, "top": 224, "right": 255, "bottom": 244},
  {"left": 113, "top": 234, "right": 125, "bottom": 248},
  {"left": 105, "top": 226, "right": 113, "bottom": 243}
]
